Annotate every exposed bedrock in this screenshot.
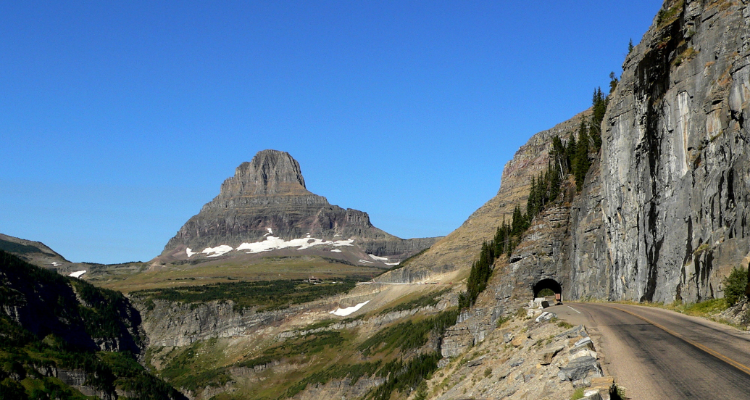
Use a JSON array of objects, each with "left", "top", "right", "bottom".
[
  {"left": 596, "top": 0, "right": 750, "bottom": 302},
  {"left": 389, "top": 0, "right": 750, "bottom": 305}
]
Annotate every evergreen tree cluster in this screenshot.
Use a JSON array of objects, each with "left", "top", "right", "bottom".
[
  {"left": 526, "top": 163, "right": 562, "bottom": 219},
  {"left": 565, "top": 79, "right": 615, "bottom": 191},
  {"left": 462, "top": 241, "right": 495, "bottom": 308}
]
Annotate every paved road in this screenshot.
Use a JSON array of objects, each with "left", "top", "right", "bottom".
[{"left": 549, "top": 302, "right": 750, "bottom": 400}]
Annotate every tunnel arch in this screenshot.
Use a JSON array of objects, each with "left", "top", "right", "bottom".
[{"left": 533, "top": 278, "right": 562, "bottom": 298}]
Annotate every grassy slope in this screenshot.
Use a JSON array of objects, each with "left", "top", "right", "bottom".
[
  {"left": 131, "top": 279, "right": 359, "bottom": 312},
  {"left": 90, "top": 255, "right": 383, "bottom": 293}
]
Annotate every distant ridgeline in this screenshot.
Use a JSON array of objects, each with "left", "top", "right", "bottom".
[
  {"left": 0, "top": 250, "right": 185, "bottom": 399},
  {"left": 461, "top": 82, "right": 614, "bottom": 309},
  {"left": 0, "top": 239, "right": 43, "bottom": 255}
]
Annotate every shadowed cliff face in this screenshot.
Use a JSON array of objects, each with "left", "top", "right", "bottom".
[
  {"left": 0, "top": 250, "right": 144, "bottom": 354},
  {"left": 161, "top": 149, "right": 438, "bottom": 261}
]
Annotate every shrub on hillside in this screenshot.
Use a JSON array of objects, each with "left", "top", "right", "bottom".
[{"left": 723, "top": 266, "right": 748, "bottom": 306}]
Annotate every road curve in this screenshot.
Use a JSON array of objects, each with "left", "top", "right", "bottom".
[{"left": 550, "top": 302, "right": 750, "bottom": 400}]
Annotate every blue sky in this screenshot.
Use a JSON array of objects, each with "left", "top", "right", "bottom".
[{"left": 1, "top": 1, "right": 661, "bottom": 264}]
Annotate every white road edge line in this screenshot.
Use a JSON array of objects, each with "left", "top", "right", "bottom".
[{"left": 568, "top": 306, "right": 581, "bottom": 314}]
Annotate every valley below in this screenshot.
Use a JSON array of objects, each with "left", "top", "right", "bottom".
[{"left": 5, "top": 0, "right": 750, "bottom": 399}]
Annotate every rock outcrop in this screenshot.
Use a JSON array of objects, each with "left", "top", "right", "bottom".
[
  {"left": 382, "top": 0, "right": 750, "bottom": 305},
  {"left": 376, "top": 111, "right": 590, "bottom": 283},
  {"left": 428, "top": 315, "right": 613, "bottom": 399},
  {"left": 576, "top": 0, "right": 750, "bottom": 303},
  {"left": 159, "top": 149, "right": 438, "bottom": 263}
]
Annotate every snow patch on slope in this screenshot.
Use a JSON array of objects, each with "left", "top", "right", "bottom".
[
  {"left": 69, "top": 270, "right": 86, "bottom": 278},
  {"left": 197, "top": 236, "right": 355, "bottom": 257},
  {"left": 237, "top": 236, "right": 354, "bottom": 254},
  {"left": 330, "top": 301, "right": 370, "bottom": 316},
  {"left": 202, "top": 245, "right": 234, "bottom": 257}
]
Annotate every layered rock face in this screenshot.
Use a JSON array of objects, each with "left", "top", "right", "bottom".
[
  {"left": 498, "top": 0, "right": 750, "bottom": 304},
  {"left": 137, "top": 299, "right": 303, "bottom": 347},
  {"left": 162, "top": 149, "right": 437, "bottom": 260},
  {"left": 584, "top": 0, "right": 750, "bottom": 303},
  {"left": 383, "top": 1, "right": 750, "bottom": 305}
]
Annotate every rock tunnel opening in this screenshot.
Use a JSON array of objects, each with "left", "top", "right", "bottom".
[{"left": 533, "top": 278, "right": 562, "bottom": 301}]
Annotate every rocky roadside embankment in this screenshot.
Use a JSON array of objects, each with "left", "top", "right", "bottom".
[{"left": 423, "top": 306, "right": 619, "bottom": 400}]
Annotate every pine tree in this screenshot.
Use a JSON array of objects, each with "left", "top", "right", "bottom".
[
  {"left": 590, "top": 86, "right": 607, "bottom": 152},
  {"left": 527, "top": 176, "right": 537, "bottom": 218},
  {"left": 566, "top": 133, "right": 577, "bottom": 170},
  {"left": 589, "top": 123, "right": 601, "bottom": 151},
  {"left": 574, "top": 122, "right": 590, "bottom": 191},
  {"left": 511, "top": 205, "right": 523, "bottom": 236},
  {"left": 551, "top": 135, "right": 568, "bottom": 175},
  {"left": 493, "top": 226, "right": 506, "bottom": 256},
  {"left": 608, "top": 73, "right": 618, "bottom": 95},
  {"left": 549, "top": 159, "right": 561, "bottom": 202},
  {"left": 628, "top": 38, "right": 634, "bottom": 54}
]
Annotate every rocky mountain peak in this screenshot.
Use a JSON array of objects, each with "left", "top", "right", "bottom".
[
  {"left": 159, "top": 149, "right": 439, "bottom": 262},
  {"left": 222, "top": 149, "right": 309, "bottom": 197}
]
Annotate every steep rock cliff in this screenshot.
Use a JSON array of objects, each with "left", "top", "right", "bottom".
[
  {"left": 593, "top": 0, "right": 750, "bottom": 302},
  {"left": 384, "top": 0, "right": 750, "bottom": 306},
  {"left": 137, "top": 300, "right": 307, "bottom": 347}
]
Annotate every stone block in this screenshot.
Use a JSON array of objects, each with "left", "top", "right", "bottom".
[
  {"left": 511, "top": 335, "right": 526, "bottom": 347},
  {"left": 557, "top": 325, "right": 588, "bottom": 339},
  {"left": 590, "top": 376, "right": 615, "bottom": 391},
  {"left": 570, "top": 349, "right": 597, "bottom": 361},
  {"left": 535, "top": 311, "right": 556, "bottom": 323},
  {"left": 558, "top": 356, "right": 602, "bottom": 382},
  {"left": 539, "top": 344, "right": 565, "bottom": 365},
  {"left": 571, "top": 336, "right": 595, "bottom": 352},
  {"left": 583, "top": 389, "right": 603, "bottom": 400}
]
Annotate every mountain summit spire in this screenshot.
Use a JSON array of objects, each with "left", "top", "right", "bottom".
[{"left": 224, "top": 149, "right": 308, "bottom": 196}]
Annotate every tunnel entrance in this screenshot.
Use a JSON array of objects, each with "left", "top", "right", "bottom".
[{"left": 533, "top": 278, "right": 562, "bottom": 303}]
